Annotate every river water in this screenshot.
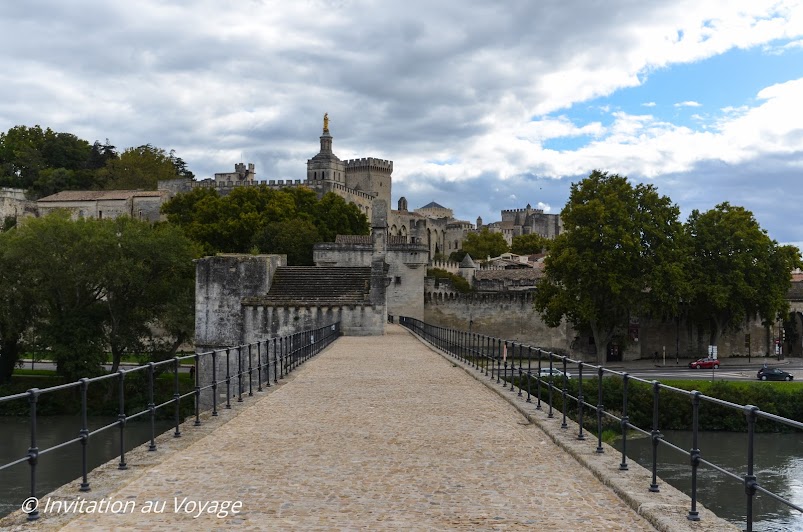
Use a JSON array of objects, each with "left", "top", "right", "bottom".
[
  {"left": 619, "top": 430, "right": 803, "bottom": 531},
  {"left": 0, "top": 415, "right": 174, "bottom": 519}
]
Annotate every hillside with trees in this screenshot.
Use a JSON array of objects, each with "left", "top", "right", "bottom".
[
  {"left": 161, "top": 186, "right": 369, "bottom": 264},
  {"left": 0, "top": 125, "right": 192, "bottom": 198}
]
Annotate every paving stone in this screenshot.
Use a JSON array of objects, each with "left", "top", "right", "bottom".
[{"left": 6, "top": 325, "right": 658, "bottom": 531}]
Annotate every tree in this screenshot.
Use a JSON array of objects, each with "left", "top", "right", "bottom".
[
  {"left": 427, "top": 268, "right": 472, "bottom": 293},
  {"left": 685, "top": 202, "right": 801, "bottom": 347},
  {"left": 0, "top": 229, "right": 38, "bottom": 383},
  {"left": 461, "top": 229, "right": 509, "bottom": 261},
  {"left": 511, "top": 233, "right": 549, "bottom": 255},
  {"left": 98, "top": 144, "right": 184, "bottom": 190},
  {"left": 252, "top": 218, "right": 321, "bottom": 265},
  {"left": 0, "top": 213, "right": 197, "bottom": 380},
  {"left": 534, "top": 170, "right": 685, "bottom": 365},
  {"left": 162, "top": 186, "right": 369, "bottom": 261},
  {"left": 313, "top": 192, "right": 370, "bottom": 242},
  {"left": 0, "top": 126, "right": 93, "bottom": 192}
]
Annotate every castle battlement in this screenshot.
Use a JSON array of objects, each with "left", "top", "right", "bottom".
[
  {"left": 185, "top": 178, "right": 377, "bottom": 201},
  {"left": 501, "top": 207, "right": 543, "bottom": 215},
  {"left": 344, "top": 158, "right": 393, "bottom": 172}
]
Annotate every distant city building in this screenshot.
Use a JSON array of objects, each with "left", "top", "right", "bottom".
[{"left": 36, "top": 190, "right": 169, "bottom": 222}]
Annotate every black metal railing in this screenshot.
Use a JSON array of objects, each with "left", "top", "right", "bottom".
[
  {"left": 399, "top": 316, "right": 803, "bottom": 532},
  {"left": 0, "top": 322, "right": 341, "bottom": 522}
]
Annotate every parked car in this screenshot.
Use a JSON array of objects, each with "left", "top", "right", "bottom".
[
  {"left": 688, "top": 357, "right": 720, "bottom": 369},
  {"left": 757, "top": 367, "right": 794, "bottom": 381},
  {"left": 538, "top": 368, "right": 571, "bottom": 380}
]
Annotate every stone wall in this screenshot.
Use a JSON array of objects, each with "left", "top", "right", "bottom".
[
  {"left": 423, "top": 287, "right": 777, "bottom": 362},
  {"left": 424, "top": 291, "right": 576, "bottom": 356},
  {"left": 0, "top": 187, "right": 36, "bottom": 223},
  {"left": 242, "top": 304, "right": 384, "bottom": 339},
  {"left": 195, "top": 254, "right": 285, "bottom": 351}
]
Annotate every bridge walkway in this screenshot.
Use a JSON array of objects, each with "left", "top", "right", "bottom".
[{"left": 59, "top": 325, "right": 654, "bottom": 530}]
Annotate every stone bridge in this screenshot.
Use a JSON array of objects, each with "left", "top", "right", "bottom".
[{"left": 2, "top": 325, "right": 734, "bottom": 531}]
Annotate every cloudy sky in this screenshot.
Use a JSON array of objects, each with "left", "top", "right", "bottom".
[{"left": 2, "top": 1, "right": 802, "bottom": 246}]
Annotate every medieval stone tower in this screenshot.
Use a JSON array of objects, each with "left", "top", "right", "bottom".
[
  {"left": 305, "top": 114, "right": 392, "bottom": 212},
  {"left": 306, "top": 113, "right": 346, "bottom": 184}
]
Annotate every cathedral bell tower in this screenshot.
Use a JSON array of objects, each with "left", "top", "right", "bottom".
[{"left": 306, "top": 113, "right": 345, "bottom": 183}]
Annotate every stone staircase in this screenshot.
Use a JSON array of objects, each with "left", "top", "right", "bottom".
[{"left": 262, "top": 266, "right": 372, "bottom": 305}]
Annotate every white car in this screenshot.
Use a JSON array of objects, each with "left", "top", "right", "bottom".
[{"left": 538, "top": 368, "right": 571, "bottom": 379}]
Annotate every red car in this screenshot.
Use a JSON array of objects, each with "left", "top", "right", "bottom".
[{"left": 688, "top": 357, "right": 720, "bottom": 369}]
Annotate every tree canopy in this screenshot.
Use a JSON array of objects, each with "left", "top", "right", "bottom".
[
  {"left": 161, "top": 186, "right": 369, "bottom": 263},
  {"left": 0, "top": 125, "right": 192, "bottom": 198},
  {"left": 0, "top": 214, "right": 198, "bottom": 382},
  {"left": 460, "top": 228, "right": 509, "bottom": 262},
  {"left": 685, "top": 202, "right": 801, "bottom": 345},
  {"left": 511, "top": 233, "right": 549, "bottom": 255},
  {"left": 534, "top": 170, "right": 685, "bottom": 364}
]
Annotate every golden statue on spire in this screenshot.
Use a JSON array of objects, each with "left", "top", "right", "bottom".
[{"left": 323, "top": 113, "right": 329, "bottom": 132}]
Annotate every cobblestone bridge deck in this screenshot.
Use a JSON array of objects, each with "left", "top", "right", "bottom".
[{"left": 7, "top": 325, "right": 734, "bottom": 531}]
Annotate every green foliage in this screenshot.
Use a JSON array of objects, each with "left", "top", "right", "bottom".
[
  {"left": 511, "top": 233, "right": 549, "bottom": 255},
  {"left": 252, "top": 218, "right": 321, "bottom": 266},
  {"left": 427, "top": 268, "right": 472, "bottom": 293},
  {"left": 0, "top": 125, "right": 191, "bottom": 198},
  {"left": 97, "top": 144, "right": 184, "bottom": 190},
  {"left": 685, "top": 202, "right": 802, "bottom": 345},
  {"left": 162, "top": 187, "right": 369, "bottom": 262},
  {"left": 0, "top": 214, "right": 198, "bottom": 382},
  {"left": 460, "top": 228, "right": 509, "bottom": 261},
  {"left": 522, "top": 376, "right": 803, "bottom": 432},
  {"left": 448, "top": 250, "right": 467, "bottom": 263},
  {"left": 534, "top": 170, "right": 685, "bottom": 364}
]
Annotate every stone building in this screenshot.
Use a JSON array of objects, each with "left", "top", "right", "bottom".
[
  {"left": 484, "top": 204, "right": 562, "bottom": 245},
  {"left": 36, "top": 190, "right": 169, "bottom": 222},
  {"left": 159, "top": 115, "right": 392, "bottom": 221},
  {"left": 0, "top": 188, "right": 37, "bottom": 225}
]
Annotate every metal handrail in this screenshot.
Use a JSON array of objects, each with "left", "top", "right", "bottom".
[
  {"left": 399, "top": 316, "right": 803, "bottom": 532},
  {"left": 0, "top": 322, "right": 341, "bottom": 522}
]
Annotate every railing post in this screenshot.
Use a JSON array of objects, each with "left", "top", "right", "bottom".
[
  {"left": 547, "top": 355, "right": 554, "bottom": 418},
  {"left": 225, "top": 348, "right": 232, "bottom": 409},
  {"left": 536, "top": 349, "right": 542, "bottom": 410},
  {"left": 687, "top": 391, "right": 701, "bottom": 521},
  {"left": 561, "top": 356, "right": 568, "bottom": 429},
  {"left": 237, "top": 346, "right": 244, "bottom": 402},
  {"left": 79, "top": 378, "right": 91, "bottom": 490},
  {"left": 596, "top": 365, "right": 604, "bottom": 454},
  {"left": 496, "top": 339, "right": 501, "bottom": 384},
  {"left": 264, "top": 341, "right": 271, "bottom": 388},
  {"left": 248, "top": 344, "right": 254, "bottom": 396},
  {"left": 577, "top": 362, "right": 585, "bottom": 440},
  {"left": 257, "top": 342, "right": 263, "bottom": 391},
  {"left": 503, "top": 341, "right": 509, "bottom": 388},
  {"left": 273, "top": 338, "right": 278, "bottom": 384},
  {"left": 517, "top": 344, "right": 523, "bottom": 397},
  {"left": 649, "top": 381, "right": 661, "bottom": 492},
  {"left": 279, "top": 337, "right": 284, "bottom": 379},
  {"left": 211, "top": 350, "right": 219, "bottom": 416},
  {"left": 744, "top": 405, "right": 760, "bottom": 531},
  {"left": 194, "top": 353, "right": 201, "bottom": 426},
  {"left": 118, "top": 370, "right": 129, "bottom": 468},
  {"left": 484, "top": 336, "right": 490, "bottom": 377},
  {"left": 526, "top": 346, "right": 532, "bottom": 403},
  {"left": 25, "top": 388, "right": 40, "bottom": 521},
  {"left": 619, "top": 373, "right": 629, "bottom": 470},
  {"left": 147, "top": 362, "right": 157, "bottom": 448},
  {"left": 173, "top": 358, "right": 181, "bottom": 438}
]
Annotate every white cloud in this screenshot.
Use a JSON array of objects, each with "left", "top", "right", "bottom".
[{"left": 1, "top": 1, "right": 802, "bottom": 239}]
